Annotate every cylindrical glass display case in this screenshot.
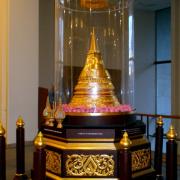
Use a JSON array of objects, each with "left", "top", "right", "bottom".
[
  {"left": 54, "top": 0, "right": 134, "bottom": 113},
  {"left": 42, "top": 3, "right": 154, "bottom": 178}
]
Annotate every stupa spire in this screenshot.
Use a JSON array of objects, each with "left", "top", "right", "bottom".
[
  {"left": 69, "top": 29, "right": 120, "bottom": 108},
  {"left": 89, "top": 28, "right": 99, "bottom": 53}
]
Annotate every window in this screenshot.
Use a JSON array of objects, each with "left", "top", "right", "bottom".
[
  {"left": 155, "top": 8, "right": 171, "bottom": 115},
  {"left": 155, "top": 8, "right": 171, "bottom": 152}
]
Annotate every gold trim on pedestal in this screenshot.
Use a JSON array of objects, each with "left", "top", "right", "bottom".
[
  {"left": 44, "top": 137, "right": 118, "bottom": 150},
  {"left": 44, "top": 134, "right": 147, "bottom": 143},
  {"left": 46, "top": 172, "right": 119, "bottom": 180},
  {"left": 44, "top": 134, "right": 115, "bottom": 142},
  {"left": 44, "top": 136, "right": 148, "bottom": 150}
]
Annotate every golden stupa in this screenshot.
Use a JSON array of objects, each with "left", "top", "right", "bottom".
[{"left": 69, "top": 29, "right": 120, "bottom": 108}]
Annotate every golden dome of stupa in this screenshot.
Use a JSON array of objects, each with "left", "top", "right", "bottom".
[{"left": 69, "top": 29, "right": 120, "bottom": 108}]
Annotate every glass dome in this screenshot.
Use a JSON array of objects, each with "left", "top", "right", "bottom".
[{"left": 54, "top": 0, "right": 134, "bottom": 113}]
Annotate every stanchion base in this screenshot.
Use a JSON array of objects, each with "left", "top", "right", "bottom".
[{"left": 13, "top": 174, "right": 28, "bottom": 180}]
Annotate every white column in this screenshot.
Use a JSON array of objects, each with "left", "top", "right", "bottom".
[
  {"left": 0, "top": 0, "right": 39, "bottom": 144},
  {"left": 7, "top": 0, "right": 39, "bottom": 144}
]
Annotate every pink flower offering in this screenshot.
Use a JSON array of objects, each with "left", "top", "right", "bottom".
[{"left": 62, "top": 104, "right": 133, "bottom": 113}]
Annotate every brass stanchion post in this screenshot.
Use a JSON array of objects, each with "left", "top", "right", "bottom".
[
  {"left": 119, "top": 131, "right": 132, "bottom": 180},
  {"left": 13, "top": 116, "right": 28, "bottom": 180},
  {"left": 154, "top": 116, "right": 164, "bottom": 179},
  {"left": 32, "top": 132, "right": 46, "bottom": 180}
]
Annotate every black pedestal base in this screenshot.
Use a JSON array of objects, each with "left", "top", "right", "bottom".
[
  {"left": 42, "top": 114, "right": 155, "bottom": 179},
  {"left": 13, "top": 174, "right": 28, "bottom": 180}
]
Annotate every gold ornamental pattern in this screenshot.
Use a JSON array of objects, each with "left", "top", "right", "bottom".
[
  {"left": 66, "top": 154, "right": 114, "bottom": 176},
  {"left": 46, "top": 150, "right": 61, "bottom": 175},
  {"left": 131, "top": 148, "right": 151, "bottom": 171}
]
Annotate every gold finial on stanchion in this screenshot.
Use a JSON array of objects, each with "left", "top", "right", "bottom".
[
  {"left": 166, "top": 125, "right": 177, "bottom": 140},
  {"left": 120, "top": 131, "right": 132, "bottom": 149},
  {"left": 34, "top": 132, "right": 45, "bottom": 149},
  {"left": 16, "top": 116, "right": 24, "bottom": 127},
  {"left": 156, "top": 116, "right": 164, "bottom": 126},
  {"left": 0, "top": 121, "right": 5, "bottom": 136}
]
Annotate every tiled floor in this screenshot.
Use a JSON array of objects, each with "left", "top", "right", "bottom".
[{"left": 6, "top": 145, "right": 33, "bottom": 179}]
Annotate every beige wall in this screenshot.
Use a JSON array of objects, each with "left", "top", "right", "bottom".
[{"left": 0, "top": 0, "right": 39, "bottom": 144}]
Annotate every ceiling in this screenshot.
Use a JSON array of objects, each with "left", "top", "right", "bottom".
[{"left": 134, "top": 0, "right": 171, "bottom": 11}]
